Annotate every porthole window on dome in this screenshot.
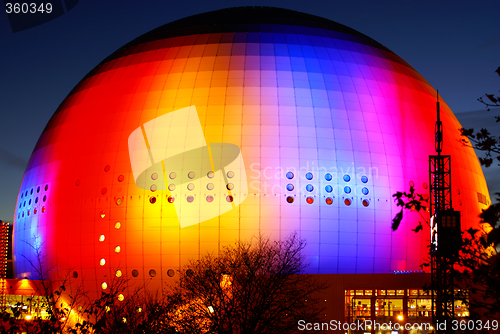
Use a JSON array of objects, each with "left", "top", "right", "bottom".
[
  {"left": 206, "top": 195, "right": 214, "bottom": 203},
  {"left": 187, "top": 183, "right": 195, "bottom": 191},
  {"left": 326, "top": 197, "right": 333, "bottom": 205},
  {"left": 207, "top": 171, "right": 215, "bottom": 179},
  {"left": 306, "top": 184, "right": 314, "bottom": 192},
  {"left": 344, "top": 186, "right": 351, "bottom": 194},
  {"left": 344, "top": 198, "right": 352, "bottom": 206},
  {"left": 226, "top": 195, "right": 234, "bottom": 202},
  {"left": 132, "top": 270, "right": 139, "bottom": 277},
  {"left": 104, "top": 165, "right": 110, "bottom": 172},
  {"left": 362, "top": 187, "right": 369, "bottom": 195},
  {"left": 227, "top": 171, "right": 234, "bottom": 178},
  {"left": 286, "top": 172, "right": 294, "bottom": 179},
  {"left": 118, "top": 175, "right": 124, "bottom": 182},
  {"left": 286, "top": 196, "right": 294, "bottom": 203},
  {"left": 150, "top": 184, "right": 157, "bottom": 192},
  {"left": 169, "top": 172, "right": 176, "bottom": 179},
  {"left": 167, "top": 196, "right": 175, "bottom": 203},
  {"left": 207, "top": 183, "right": 214, "bottom": 191},
  {"left": 167, "top": 269, "right": 175, "bottom": 277},
  {"left": 343, "top": 175, "right": 351, "bottom": 182},
  {"left": 306, "top": 197, "right": 314, "bottom": 204},
  {"left": 37, "top": 186, "right": 40, "bottom": 193},
  {"left": 149, "top": 269, "right": 156, "bottom": 277},
  {"left": 188, "top": 171, "right": 195, "bottom": 179},
  {"left": 226, "top": 183, "right": 234, "bottom": 190},
  {"left": 151, "top": 173, "right": 158, "bottom": 180},
  {"left": 286, "top": 184, "right": 294, "bottom": 191},
  {"left": 306, "top": 172, "right": 313, "bottom": 180},
  {"left": 149, "top": 197, "right": 157, "bottom": 204},
  {"left": 187, "top": 196, "right": 194, "bottom": 203},
  {"left": 361, "top": 175, "right": 368, "bottom": 183},
  {"left": 362, "top": 199, "right": 370, "bottom": 207},
  {"left": 325, "top": 173, "right": 333, "bottom": 181},
  {"left": 168, "top": 184, "right": 176, "bottom": 191}
]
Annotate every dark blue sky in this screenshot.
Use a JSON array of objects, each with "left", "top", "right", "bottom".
[{"left": 1, "top": 0, "right": 499, "bottom": 222}]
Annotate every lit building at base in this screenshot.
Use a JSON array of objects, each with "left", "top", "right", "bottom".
[{"left": 12, "top": 7, "right": 488, "bottom": 330}]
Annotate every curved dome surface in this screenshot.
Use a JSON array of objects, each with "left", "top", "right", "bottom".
[{"left": 13, "top": 7, "right": 489, "bottom": 295}]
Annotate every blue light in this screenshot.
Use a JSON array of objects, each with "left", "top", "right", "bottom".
[
  {"left": 306, "top": 172, "right": 313, "bottom": 180},
  {"left": 361, "top": 175, "right": 368, "bottom": 183},
  {"left": 325, "top": 173, "right": 332, "bottom": 181},
  {"left": 286, "top": 184, "right": 294, "bottom": 191},
  {"left": 306, "top": 184, "right": 314, "bottom": 192},
  {"left": 325, "top": 185, "right": 333, "bottom": 193},
  {"left": 344, "top": 186, "right": 351, "bottom": 194},
  {"left": 286, "top": 172, "right": 294, "bottom": 179},
  {"left": 343, "top": 174, "right": 351, "bottom": 182},
  {"left": 362, "top": 187, "right": 369, "bottom": 195}
]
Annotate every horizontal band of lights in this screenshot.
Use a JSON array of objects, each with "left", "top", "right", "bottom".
[{"left": 13, "top": 9, "right": 489, "bottom": 298}]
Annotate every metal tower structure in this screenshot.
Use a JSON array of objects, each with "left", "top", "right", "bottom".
[{"left": 429, "top": 93, "right": 462, "bottom": 332}]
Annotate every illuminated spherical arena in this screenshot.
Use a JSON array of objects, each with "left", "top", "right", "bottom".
[{"left": 13, "top": 7, "right": 489, "bottom": 297}]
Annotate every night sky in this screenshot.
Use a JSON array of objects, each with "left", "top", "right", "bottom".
[{"left": 1, "top": 0, "right": 499, "bottom": 222}]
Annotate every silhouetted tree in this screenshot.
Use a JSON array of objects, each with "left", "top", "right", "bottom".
[{"left": 170, "top": 234, "right": 326, "bottom": 334}]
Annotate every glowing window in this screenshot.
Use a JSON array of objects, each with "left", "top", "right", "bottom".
[
  {"left": 286, "top": 172, "right": 294, "bottom": 179},
  {"left": 343, "top": 175, "right": 351, "bottom": 182},
  {"left": 115, "top": 270, "right": 122, "bottom": 277},
  {"left": 325, "top": 173, "right": 333, "bottom": 181},
  {"left": 101, "top": 282, "right": 108, "bottom": 290},
  {"left": 42, "top": 207, "right": 46, "bottom": 213},
  {"left": 306, "top": 172, "right": 313, "bottom": 180},
  {"left": 99, "top": 235, "right": 105, "bottom": 242},
  {"left": 115, "top": 246, "right": 121, "bottom": 253},
  {"left": 344, "top": 186, "right": 351, "bottom": 194},
  {"left": 100, "top": 259, "right": 106, "bottom": 266},
  {"left": 344, "top": 198, "right": 352, "bottom": 206},
  {"left": 118, "top": 294, "right": 124, "bottom": 301},
  {"left": 306, "top": 197, "right": 314, "bottom": 204},
  {"left": 286, "top": 184, "right": 294, "bottom": 191},
  {"left": 115, "top": 222, "right": 121, "bottom": 229},
  {"left": 306, "top": 184, "right": 314, "bottom": 192},
  {"left": 168, "top": 196, "right": 175, "bottom": 203},
  {"left": 100, "top": 210, "right": 106, "bottom": 218},
  {"left": 116, "top": 198, "right": 122, "bottom": 205},
  {"left": 326, "top": 197, "right": 333, "bottom": 205},
  {"left": 362, "top": 199, "right": 370, "bottom": 207}
]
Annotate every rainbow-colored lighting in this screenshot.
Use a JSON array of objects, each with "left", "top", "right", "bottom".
[{"left": 13, "top": 7, "right": 489, "bottom": 296}]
